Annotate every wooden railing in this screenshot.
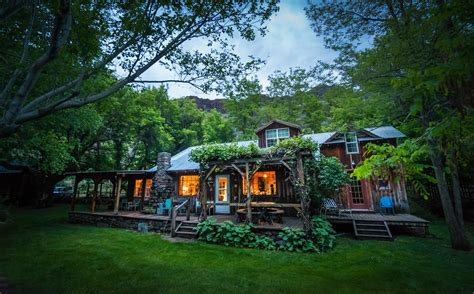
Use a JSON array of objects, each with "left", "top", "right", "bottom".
[{"left": 170, "top": 199, "right": 190, "bottom": 237}]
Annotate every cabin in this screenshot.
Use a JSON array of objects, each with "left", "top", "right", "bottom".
[
  {"left": 149, "top": 119, "right": 409, "bottom": 216},
  {"left": 68, "top": 119, "right": 430, "bottom": 239}
]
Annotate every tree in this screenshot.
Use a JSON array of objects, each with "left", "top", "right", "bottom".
[
  {"left": 0, "top": 0, "right": 278, "bottom": 137},
  {"left": 202, "top": 109, "right": 234, "bottom": 144},
  {"left": 306, "top": 0, "right": 473, "bottom": 250}
]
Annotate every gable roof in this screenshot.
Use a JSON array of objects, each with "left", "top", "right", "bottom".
[
  {"left": 255, "top": 119, "right": 302, "bottom": 133},
  {"left": 149, "top": 126, "right": 405, "bottom": 173}
]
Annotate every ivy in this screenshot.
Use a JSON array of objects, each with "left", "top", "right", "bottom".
[{"left": 190, "top": 136, "right": 318, "bottom": 165}]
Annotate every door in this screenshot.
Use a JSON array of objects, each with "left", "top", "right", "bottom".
[
  {"left": 348, "top": 178, "right": 371, "bottom": 209},
  {"left": 215, "top": 175, "right": 230, "bottom": 214}
]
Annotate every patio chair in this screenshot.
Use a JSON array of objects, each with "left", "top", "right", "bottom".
[
  {"left": 320, "top": 198, "right": 352, "bottom": 217},
  {"left": 379, "top": 196, "right": 395, "bottom": 215},
  {"left": 156, "top": 198, "right": 171, "bottom": 215}
]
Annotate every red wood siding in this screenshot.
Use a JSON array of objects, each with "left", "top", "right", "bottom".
[{"left": 256, "top": 122, "right": 301, "bottom": 148}]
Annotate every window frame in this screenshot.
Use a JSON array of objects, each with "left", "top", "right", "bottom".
[
  {"left": 344, "top": 132, "right": 359, "bottom": 154},
  {"left": 265, "top": 128, "right": 290, "bottom": 148},
  {"left": 178, "top": 175, "right": 200, "bottom": 197}
]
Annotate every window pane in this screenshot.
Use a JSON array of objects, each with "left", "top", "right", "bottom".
[
  {"left": 266, "top": 138, "right": 278, "bottom": 147},
  {"left": 278, "top": 128, "right": 289, "bottom": 138},
  {"left": 347, "top": 142, "right": 358, "bottom": 153},
  {"left": 249, "top": 171, "right": 277, "bottom": 196},
  {"left": 266, "top": 129, "right": 277, "bottom": 139},
  {"left": 345, "top": 132, "right": 357, "bottom": 143},
  {"left": 179, "top": 175, "right": 199, "bottom": 196}
]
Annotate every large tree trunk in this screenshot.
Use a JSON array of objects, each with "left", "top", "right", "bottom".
[{"left": 429, "top": 139, "right": 470, "bottom": 250}]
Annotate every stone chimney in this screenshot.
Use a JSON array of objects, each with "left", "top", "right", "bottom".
[{"left": 151, "top": 152, "right": 174, "bottom": 198}]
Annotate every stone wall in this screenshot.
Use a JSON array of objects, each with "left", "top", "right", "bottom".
[
  {"left": 68, "top": 212, "right": 171, "bottom": 233},
  {"left": 151, "top": 152, "right": 175, "bottom": 198}
]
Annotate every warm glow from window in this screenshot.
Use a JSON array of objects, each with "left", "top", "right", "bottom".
[
  {"left": 134, "top": 179, "right": 152, "bottom": 197},
  {"left": 243, "top": 171, "right": 277, "bottom": 196},
  {"left": 179, "top": 175, "right": 199, "bottom": 197}
]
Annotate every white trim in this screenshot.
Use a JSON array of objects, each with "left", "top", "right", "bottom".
[
  {"left": 265, "top": 128, "right": 290, "bottom": 148},
  {"left": 344, "top": 132, "right": 359, "bottom": 154}
]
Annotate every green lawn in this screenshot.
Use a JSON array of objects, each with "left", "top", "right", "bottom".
[{"left": 1, "top": 205, "right": 473, "bottom": 293}]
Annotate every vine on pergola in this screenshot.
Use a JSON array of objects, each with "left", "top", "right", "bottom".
[{"left": 190, "top": 137, "right": 318, "bottom": 238}]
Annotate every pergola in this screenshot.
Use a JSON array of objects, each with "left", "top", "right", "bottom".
[
  {"left": 65, "top": 170, "right": 155, "bottom": 214},
  {"left": 199, "top": 150, "right": 312, "bottom": 231}
]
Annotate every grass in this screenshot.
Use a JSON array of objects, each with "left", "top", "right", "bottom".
[{"left": 1, "top": 205, "right": 474, "bottom": 293}]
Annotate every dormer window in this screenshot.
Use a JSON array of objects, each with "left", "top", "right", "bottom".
[
  {"left": 266, "top": 128, "right": 289, "bottom": 147},
  {"left": 345, "top": 132, "right": 359, "bottom": 154}
]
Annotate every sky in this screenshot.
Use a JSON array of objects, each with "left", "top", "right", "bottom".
[{"left": 139, "top": 1, "right": 337, "bottom": 99}]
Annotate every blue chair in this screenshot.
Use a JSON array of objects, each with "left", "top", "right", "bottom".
[
  {"left": 156, "top": 199, "right": 171, "bottom": 215},
  {"left": 379, "top": 196, "right": 395, "bottom": 215}
]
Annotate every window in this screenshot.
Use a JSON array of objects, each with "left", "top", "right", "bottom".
[
  {"left": 265, "top": 128, "right": 290, "bottom": 147},
  {"left": 179, "top": 175, "right": 199, "bottom": 196},
  {"left": 345, "top": 132, "right": 359, "bottom": 154},
  {"left": 134, "top": 179, "right": 152, "bottom": 197},
  {"left": 350, "top": 178, "right": 364, "bottom": 204},
  {"left": 243, "top": 171, "right": 277, "bottom": 196}
]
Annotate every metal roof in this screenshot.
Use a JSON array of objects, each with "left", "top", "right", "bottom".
[{"left": 150, "top": 126, "right": 405, "bottom": 172}]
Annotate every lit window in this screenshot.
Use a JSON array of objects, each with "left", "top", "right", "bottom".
[
  {"left": 345, "top": 132, "right": 359, "bottom": 154},
  {"left": 134, "top": 179, "right": 152, "bottom": 197},
  {"left": 266, "top": 128, "right": 290, "bottom": 147},
  {"left": 179, "top": 175, "right": 199, "bottom": 197},
  {"left": 243, "top": 171, "right": 277, "bottom": 196}
]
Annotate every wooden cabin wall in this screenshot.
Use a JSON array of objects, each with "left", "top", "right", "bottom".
[{"left": 256, "top": 121, "right": 301, "bottom": 148}]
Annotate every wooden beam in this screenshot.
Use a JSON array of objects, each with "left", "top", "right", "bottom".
[
  {"left": 245, "top": 162, "right": 252, "bottom": 223},
  {"left": 140, "top": 173, "right": 146, "bottom": 211},
  {"left": 91, "top": 179, "right": 99, "bottom": 213},
  {"left": 231, "top": 164, "right": 244, "bottom": 177},
  {"left": 280, "top": 160, "right": 291, "bottom": 171},
  {"left": 70, "top": 176, "right": 80, "bottom": 211},
  {"left": 113, "top": 176, "right": 122, "bottom": 215}
]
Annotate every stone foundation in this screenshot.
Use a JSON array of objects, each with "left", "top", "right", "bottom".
[{"left": 68, "top": 211, "right": 171, "bottom": 233}]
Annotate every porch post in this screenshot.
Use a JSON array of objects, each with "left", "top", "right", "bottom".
[
  {"left": 245, "top": 162, "right": 252, "bottom": 223},
  {"left": 91, "top": 179, "right": 99, "bottom": 213},
  {"left": 113, "top": 175, "right": 122, "bottom": 215},
  {"left": 70, "top": 176, "right": 79, "bottom": 211},
  {"left": 202, "top": 176, "right": 208, "bottom": 220},
  {"left": 140, "top": 173, "right": 146, "bottom": 210}
]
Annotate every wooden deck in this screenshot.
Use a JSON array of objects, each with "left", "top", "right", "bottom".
[
  {"left": 69, "top": 210, "right": 429, "bottom": 235},
  {"left": 325, "top": 212, "right": 429, "bottom": 226}
]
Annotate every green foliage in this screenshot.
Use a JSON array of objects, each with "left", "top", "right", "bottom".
[
  {"left": 353, "top": 140, "right": 436, "bottom": 199},
  {"left": 276, "top": 228, "right": 318, "bottom": 253},
  {"left": 202, "top": 110, "right": 235, "bottom": 144},
  {"left": 190, "top": 143, "right": 262, "bottom": 165},
  {"left": 195, "top": 218, "right": 328, "bottom": 253},
  {"left": 190, "top": 136, "right": 317, "bottom": 165},
  {"left": 306, "top": 155, "right": 350, "bottom": 200},
  {"left": 0, "top": 196, "right": 9, "bottom": 223},
  {"left": 312, "top": 217, "right": 336, "bottom": 252},
  {"left": 196, "top": 218, "right": 276, "bottom": 250}
]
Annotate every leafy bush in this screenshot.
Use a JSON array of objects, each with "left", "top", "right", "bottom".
[
  {"left": 312, "top": 217, "right": 336, "bottom": 252},
  {"left": 196, "top": 217, "right": 335, "bottom": 253},
  {"left": 276, "top": 228, "right": 318, "bottom": 253},
  {"left": 305, "top": 155, "right": 350, "bottom": 201}
]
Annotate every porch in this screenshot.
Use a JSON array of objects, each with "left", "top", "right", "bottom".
[{"left": 68, "top": 209, "right": 429, "bottom": 237}]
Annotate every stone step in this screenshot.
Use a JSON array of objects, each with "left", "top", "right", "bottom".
[
  {"left": 175, "top": 231, "right": 198, "bottom": 239},
  {"left": 178, "top": 225, "right": 197, "bottom": 232}
]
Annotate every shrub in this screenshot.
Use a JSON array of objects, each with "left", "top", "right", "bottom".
[
  {"left": 195, "top": 218, "right": 334, "bottom": 254},
  {"left": 312, "top": 217, "right": 336, "bottom": 252},
  {"left": 276, "top": 227, "right": 318, "bottom": 253}
]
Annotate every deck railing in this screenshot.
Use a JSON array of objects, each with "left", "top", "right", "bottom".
[{"left": 170, "top": 199, "right": 190, "bottom": 237}]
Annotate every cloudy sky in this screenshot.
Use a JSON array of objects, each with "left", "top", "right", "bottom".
[{"left": 140, "top": 1, "right": 337, "bottom": 99}]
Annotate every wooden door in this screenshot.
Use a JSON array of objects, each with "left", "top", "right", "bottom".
[{"left": 348, "top": 178, "right": 371, "bottom": 209}]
